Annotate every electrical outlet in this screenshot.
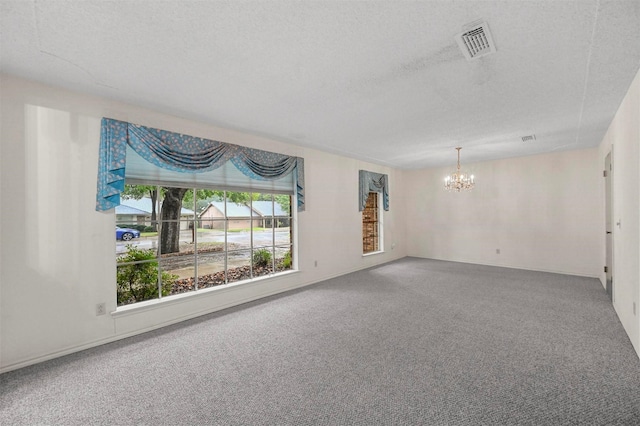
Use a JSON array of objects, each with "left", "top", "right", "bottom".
[
  {"left": 96, "top": 302, "right": 106, "bottom": 316},
  {"left": 496, "top": 249, "right": 500, "bottom": 254}
]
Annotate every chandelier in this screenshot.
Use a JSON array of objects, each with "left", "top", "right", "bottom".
[{"left": 444, "top": 147, "right": 475, "bottom": 192}]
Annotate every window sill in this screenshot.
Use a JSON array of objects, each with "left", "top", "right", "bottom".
[
  {"left": 362, "top": 251, "right": 384, "bottom": 257},
  {"left": 111, "top": 269, "right": 299, "bottom": 318}
]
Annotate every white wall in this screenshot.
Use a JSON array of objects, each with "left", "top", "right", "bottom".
[
  {"left": 598, "top": 68, "right": 640, "bottom": 355},
  {"left": 0, "top": 74, "right": 406, "bottom": 372},
  {"left": 403, "top": 148, "right": 602, "bottom": 278},
  {"left": 3, "top": 70, "right": 637, "bottom": 371}
]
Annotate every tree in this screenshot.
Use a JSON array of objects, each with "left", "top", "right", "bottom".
[
  {"left": 121, "top": 184, "right": 159, "bottom": 231},
  {"left": 160, "top": 187, "right": 189, "bottom": 254},
  {"left": 225, "top": 191, "right": 252, "bottom": 204},
  {"left": 274, "top": 194, "right": 291, "bottom": 215},
  {"left": 182, "top": 189, "right": 213, "bottom": 208}
]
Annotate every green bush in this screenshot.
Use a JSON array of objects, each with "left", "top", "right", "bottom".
[
  {"left": 143, "top": 226, "right": 155, "bottom": 232},
  {"left": 281, "top": 251, "right": 292, "bottom": 269},
  {"left": 252, "top": 249, "right": 272, "bottom": 268},
  {"left": 116, "top": 245, "right": 177, "bottom": 305}
]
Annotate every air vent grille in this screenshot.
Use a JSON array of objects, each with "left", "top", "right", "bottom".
[
  {"left": 455, "top": 22, "right": 496, "bottom": 61},
  {"left": 521, "top": 134, "right": 536, "bottom": 142}
]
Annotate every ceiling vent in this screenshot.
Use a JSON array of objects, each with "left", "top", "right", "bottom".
[
  {"left": 455, "top": 21, "right": 496, "bottom": 61},
  {"left": 521, "top": 134, "right": 536, "bottom": 142}
]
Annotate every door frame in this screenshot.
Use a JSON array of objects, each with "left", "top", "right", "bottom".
[{"left": 605, "top": 149, "right": 613, "bottom": 301}]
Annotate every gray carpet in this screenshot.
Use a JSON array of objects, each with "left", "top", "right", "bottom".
[{"left": 2, "top": 257, "right": 639, "bottom": 425}]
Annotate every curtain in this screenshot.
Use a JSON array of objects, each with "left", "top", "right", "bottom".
[
  {"left": 96, "top": 118, "right": 305, "bottom": 211},
  {"left": 359, "top": 170, "right": 389, "bottom": 211}
]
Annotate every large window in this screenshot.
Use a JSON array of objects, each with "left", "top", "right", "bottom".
[
  {"left": 96, "top": 118, "right": 304, "bottom": 307},
  {"left": 116, "top": 184, "right": 293, "bottom": 306},
  {"left": 362, "top": 191, "right": 382, "bottom": 254}
]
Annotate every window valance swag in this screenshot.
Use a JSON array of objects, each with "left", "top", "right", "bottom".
[
  {"left": 359, "top": 170, "right": 389, "bottom": 211},
  {"left": 96, "top": 118, "right": 305, "bottom": 211}
]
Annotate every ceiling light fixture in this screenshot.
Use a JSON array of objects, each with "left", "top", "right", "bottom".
[{"left": 444, "top": 147, "right": 475, "bottom": 192}]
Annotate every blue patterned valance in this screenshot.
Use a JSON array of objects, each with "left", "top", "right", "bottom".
[
  {"left": 359, "top": 170, "right": 389, "bottom": 211},
  {"left": 96, "top": 118, "right": 305, "bottom": 211}
]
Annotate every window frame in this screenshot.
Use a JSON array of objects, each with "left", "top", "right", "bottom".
[
  {"left": 362, "top": 191, "right": 383, "bottom": 255},
  {"left": 115, "top": 181, "right": 296, "bottom": 308}
]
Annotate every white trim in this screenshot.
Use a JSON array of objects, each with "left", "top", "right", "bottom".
[
  {"left": 112, "top": 270, "right": 298, "bottom": 318},
  {"left": 0, "top": 256, "right": 405, "bottom": 374},
  {"left": 409, "top": 255, "right": 600, "bottom": 279}
]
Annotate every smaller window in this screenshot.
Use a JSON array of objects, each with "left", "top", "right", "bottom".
[{"left": 362, "top": 192, "right": 381, "bottom": 254}]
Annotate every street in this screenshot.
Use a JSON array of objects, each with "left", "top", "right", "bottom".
[{"left": 116, "top": 228, "right": 291, "bottom": 254}]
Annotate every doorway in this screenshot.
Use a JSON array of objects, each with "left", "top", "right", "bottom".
[{"left": 605, "top": 151, "right": 613, "bottom": 301}]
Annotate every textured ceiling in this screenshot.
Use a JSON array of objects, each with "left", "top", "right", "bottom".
[{"left": 1, "top": 0, "right": 639, "bottom": 169}]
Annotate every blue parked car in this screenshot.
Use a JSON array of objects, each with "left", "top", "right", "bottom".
[{"left": 116, "top": 226, "right": 141, "bottom": 241}]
